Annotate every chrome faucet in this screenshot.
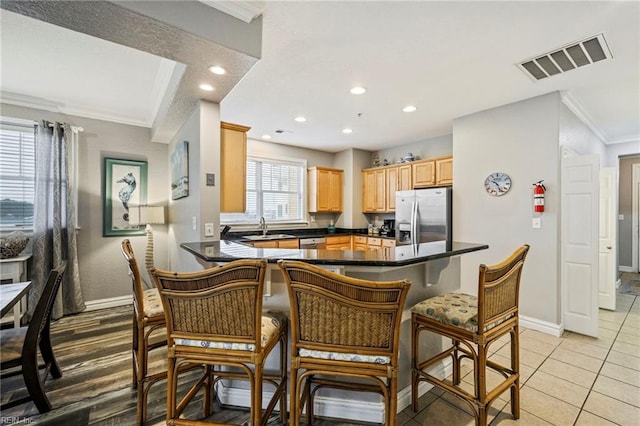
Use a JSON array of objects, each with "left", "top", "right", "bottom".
[{"left": 258, "top": 216, "right": 268, "bottom": 236}]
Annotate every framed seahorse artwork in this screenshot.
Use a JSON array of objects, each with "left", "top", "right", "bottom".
[{"left": 103, "top": 158, "right": 148, "bottom": 237}]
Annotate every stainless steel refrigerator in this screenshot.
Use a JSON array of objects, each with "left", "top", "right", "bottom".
[{"left": 395, "top": 188, "right": 452, "bottom": 245}]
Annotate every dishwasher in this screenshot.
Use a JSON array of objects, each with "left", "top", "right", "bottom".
[{"left": 299, "top": 237, "right": 326, "bottom": 249}]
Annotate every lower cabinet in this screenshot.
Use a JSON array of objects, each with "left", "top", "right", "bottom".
[
  {"left": 249, "top": 239, "right": 299, "bottom": 249},
  {"left": 325, "top": 235, "right": 352, "bottom": 250}
]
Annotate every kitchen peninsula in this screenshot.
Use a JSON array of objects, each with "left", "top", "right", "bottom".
[{"left": 179, "top": 239, "right": 487, "bottom": 422}]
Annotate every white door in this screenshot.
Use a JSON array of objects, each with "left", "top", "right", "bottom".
[
  {"left": 562, "top": 154, "right": 599, "bottom": 337},
  {"left": 599, "top": 167, "right": 616, "bottom": 311}
]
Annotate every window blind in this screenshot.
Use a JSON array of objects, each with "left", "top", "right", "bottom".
[
  {"left": 221, "top": 155, "right": 305, "bottom": 224},
  {"left": 0, "top": 125, "right": 35, "bottom": 230}
]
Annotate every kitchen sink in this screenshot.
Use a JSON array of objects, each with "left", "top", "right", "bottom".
[{"left": 243, "top": 234, "right": 297, "bottom": 241}]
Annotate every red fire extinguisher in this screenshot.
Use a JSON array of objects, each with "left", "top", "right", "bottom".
[{"left": 533, "top": 180, "right": 546, "bottom": 213}]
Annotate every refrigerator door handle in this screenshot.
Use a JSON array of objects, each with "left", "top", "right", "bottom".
[{"left": 411, "top": 200, "right": 420, "bottom": 244}]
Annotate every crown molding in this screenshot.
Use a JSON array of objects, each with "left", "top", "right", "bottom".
[
  {"left": 198, "top": 0, "right": 264, "bottom": 23},
  {"left": 0, "top": 91, "right": 150, "bottom": 128},
  {"left": 561, "top": 91, "right": 609, "bottom": 143}
]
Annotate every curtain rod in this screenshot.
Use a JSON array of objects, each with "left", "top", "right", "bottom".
[{"left": 42, "top": 121, "right": 84, "bottom": 132}]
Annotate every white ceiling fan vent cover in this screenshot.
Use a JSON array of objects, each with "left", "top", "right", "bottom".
[{"left": 518, "top": 34, "right": 612, "bottom": 81}]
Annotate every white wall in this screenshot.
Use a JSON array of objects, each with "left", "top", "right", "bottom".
[
  {"left": 375, "top": 134, "right": 453, "bottom": 166},
  {"left": 453, "top": 92, "right": 562, "bottom": 325},
  {"left": 605, "top": 140, "right": 640, "bottom": 168},
  {"left": 559, "top": 102, "right": 606, "bottom": 165},
  {"left": 333, "top": 148, "right": 370, "bottom": 229},
  {"left": 0, "top": 103, "right": 169, "bottom": 302}
]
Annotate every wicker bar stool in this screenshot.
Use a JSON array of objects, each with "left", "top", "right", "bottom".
[
  {"left": 151, "top": 259, "right": 288, "bottom": 426},
  {"left": 278, "top": 260, "right": 411, "bottom": 426},
  {"left": 121, "top": 239, "right": 167, "bottom": 425},
  {"left": 410, "top": 245, "right": 529, "bottom": 426}
]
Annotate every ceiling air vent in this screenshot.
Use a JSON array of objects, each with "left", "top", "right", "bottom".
[{"left": 518, "top": 34, "right": 612, "bottom": 81}]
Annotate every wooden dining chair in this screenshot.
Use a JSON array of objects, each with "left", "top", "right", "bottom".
[
  {"left": 121, "top": 239, "right": 167, "bottom": 425},
  {"left": 278, "top": 260, "right": 411, "bottom": 426},
  {"left": 151, "top": 259, "right": 288, "bottom": 425},
  {"left": 0, "top": 264, "right": 66, "bottom": 413},
  {"left": 410, "top": 245, "right": 530, "bottom": 426}
]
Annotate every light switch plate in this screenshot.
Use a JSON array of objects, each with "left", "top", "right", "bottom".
[
  {"left": 619, "top": 214, "right": 624, "bottom": 220},
  {"left": 204, "top": 223, "right": 214, "bottom": 237},
  {"left": 206, "top": 173, "right": 215, "bottom": 186},
  {"left": 532, "top": 218, "right": 541, "bottom": 229}
]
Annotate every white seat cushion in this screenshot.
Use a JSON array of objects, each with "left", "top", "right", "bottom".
[
  {"left": 142, "top": 288, "right": 164, "bottom": 318},
  {"left": 298, "top": 348, "right": 390, "bottom": 364},
  {"left": 174, "top": 311, "right": 286, "bottom": 351}
]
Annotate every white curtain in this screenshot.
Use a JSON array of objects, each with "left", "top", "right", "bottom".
[{"left": 28, "top": 121, "right": 84, "bottom": 320}]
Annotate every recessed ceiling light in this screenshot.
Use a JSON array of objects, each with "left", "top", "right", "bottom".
[
  {"left": 208, "top": 65, "right": 226, "bottom": 75},
  {"left": 262, "top": 134, "right": 272, "bottom": 140},
  {"left": 403, "top": 105, "right": 417, "bottom": 112},
  {"left": 294, "top": 116, "right": 307, "bottom": 123},
  {"left": 350, "top": 86, "right": 366, "bottom": 95},
  {"left": 342, "top": 128, "right": 353, "bottom": 134},
  {"left": 199, "top": 83, "right": 214, "bottom": 91}
]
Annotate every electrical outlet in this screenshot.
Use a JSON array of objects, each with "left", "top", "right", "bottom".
[
  {"left": 310, "top": 215, "right": 315, "bottom": 222},
  {"left": 532, "top": 218, "right": 541, "bottom": 229},
  {"left": 204, "top": 223, "right": 214, "bottom": 237},
  {"left": 619, "top": 214, "right": 624, "bottom": 220}
]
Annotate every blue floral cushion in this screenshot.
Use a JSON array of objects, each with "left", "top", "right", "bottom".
[{"left": 174, "top": 311, "right": 286, "bottom": 351}]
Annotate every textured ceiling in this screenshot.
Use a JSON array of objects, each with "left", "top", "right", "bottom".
[
  {"left": 0, "top": 0, "right": 262, "bottom": 143},
  {"left": 1, "top": 1, "right": 638, "bottom": 152}
]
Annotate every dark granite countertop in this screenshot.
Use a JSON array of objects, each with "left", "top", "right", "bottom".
[
  {"left": 223, "top": 228, "right": 395, "bottom": 242},
  {"left": 180, "top": 240, "right": 488, "bottom": 267}
]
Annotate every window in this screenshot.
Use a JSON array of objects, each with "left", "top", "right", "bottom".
[
  {"left": 0, "top": 121, "right": 35, "bottom": 231},
  {"left": 221, "top": 155, "right": 306, "bottom": 224}
]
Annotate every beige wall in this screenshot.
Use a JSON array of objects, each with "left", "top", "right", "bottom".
[
  {"left": 0, "top": 103, "right": 169, "bottom": 302},
  {"left": 375, "top": 134, "right": 453, "bottom": 166},
  {"left": 453, "top": 93, "right": 562, "bottom": 325}
]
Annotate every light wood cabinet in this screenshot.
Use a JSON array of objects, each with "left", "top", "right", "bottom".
[
  {"left": 221, "top": 121, "right": 250, "bottom": 213},
  {"left": 248, "top": 238, "right": 299, "bottom": 249},
  {"left": 367, "top": 237, "right": 382, "bottom": 248},
  {"left": 436, "top": 156, "right": 453, "bottom": 186},
  {"left": 363, "top": 163, "right": 413, "bottom": 213},
  {"left": 277, "top": 239, "right": 300, "bottom": 249},
  {"left": 325, "top": 235, "right": 351, "bottom": 250},
  {"left": 382, "top": 238, "right": 396, "bottom": 248},
  {"left": 353, "top": 235, "right": 368, "bottom": 250},
  {"left": 308, "top": 167, "right": 343, "bottom": 212},
  {"left": 362, "top": 168, "right": 386, "bottom": 212},
  {"left": 412, "top": 159, "right": 436, "bottom": 188}
]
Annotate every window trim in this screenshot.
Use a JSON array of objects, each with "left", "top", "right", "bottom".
[{"left": 221, "top": 153, "right": 308, "bottom": 226}]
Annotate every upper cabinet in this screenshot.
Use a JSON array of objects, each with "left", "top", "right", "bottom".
[
  {"left": 220, "top": 121, "right": 250, "bottom": 213},
  {"left": 412, "top": 156, "right": 453, "bottom": 188},
  {"left": 362, "top": 168, "right": 386, "bottom": 213},
  {"left": 435, "top": 156, "right": 453, "bottom": 186},
  {"left": 308, "top": 166, "right": 343, "bottom": 212},
  {"left": 362, "top": 156, "right": 452, "bottom": 213}
]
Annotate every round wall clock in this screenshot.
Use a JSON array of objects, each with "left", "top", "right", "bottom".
[{"left": 484, "top": 172, "right": 512, "bottom": 196}]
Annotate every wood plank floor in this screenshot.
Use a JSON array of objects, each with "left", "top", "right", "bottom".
[{"left": 0, "top": 305, "right": 373, "bottom": 425}]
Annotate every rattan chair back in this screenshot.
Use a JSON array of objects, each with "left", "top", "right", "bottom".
[
  {"left": 279, "top": 260, "right": 410, "bottom": 361},
  {"left": 476, "top": 245, "right": 529, "bottom": 333},
  {"left": 121, "top": 239, "right": 145, "bottom": 319},
  {"left": 152, "top": 259, "right": 267, "bottom": 351}
]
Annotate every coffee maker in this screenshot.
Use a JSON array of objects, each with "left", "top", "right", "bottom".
[{"left": 380, "top": 219, "right": 395, "bottom": 237}]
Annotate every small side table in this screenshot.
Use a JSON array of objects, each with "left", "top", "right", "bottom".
[{"left": 0, "top": 254, "right": 32, "bottom": 327}]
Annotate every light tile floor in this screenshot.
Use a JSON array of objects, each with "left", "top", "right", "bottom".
[{"left": 399, "top": 284, "right": 640, "bottom": 425}]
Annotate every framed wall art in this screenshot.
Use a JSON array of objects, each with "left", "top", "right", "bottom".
[
  {"left": 171, "top": 140, "right": 189, "bottom": 200},
  {"left": 103, "top": 158, "right": 148, "bottom": 237}
]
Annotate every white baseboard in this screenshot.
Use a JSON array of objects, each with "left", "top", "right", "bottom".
[
  {"left": 618, "top": 266, "right": 634, "bottom": 273},
  {"left": 84, "top": 295, "right": 131, "bottom": 312},
  {"left": 216, "top": 358, "right": 451, "bottom": 423},
  {"left": 519, "top": 314, "right": 563, "bottom": 337}
]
